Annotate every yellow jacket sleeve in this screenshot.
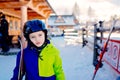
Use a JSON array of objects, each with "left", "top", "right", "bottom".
[{"left": 53, "top": 52, "right": 65, "bottom": 80}]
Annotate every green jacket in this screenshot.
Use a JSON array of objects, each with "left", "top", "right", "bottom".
[
  {"left": 11, "top": 42, "right": 65, "bottom": 80},
  {"left": 38, "top": 43, "right": 65, "bottom": 80}
]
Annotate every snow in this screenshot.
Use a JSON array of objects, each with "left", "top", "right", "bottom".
[
  {"left": 0, "top": 37, "right": 118, "bottom": 80},
  {"left": 0, "top": 55, "right": 16, "bottom": 80}
]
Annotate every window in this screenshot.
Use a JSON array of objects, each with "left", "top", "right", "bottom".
[
  {"left": 15, "top": 21, "right": 18, "bottom": 30},
  {"left": 9, "top": 20, "right": 13, "bottom": 30}
]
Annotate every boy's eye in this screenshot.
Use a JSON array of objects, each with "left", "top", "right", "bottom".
[
  {"left": 31, "top": 36, "right": 35, "bottom": 38},
  {"left": 38, "top": 34, "right": 42, "bottom": 36}
]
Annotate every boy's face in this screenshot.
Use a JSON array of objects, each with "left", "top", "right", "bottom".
[{"left": 29, "top": 31, "right": 45, "bottom": 47}]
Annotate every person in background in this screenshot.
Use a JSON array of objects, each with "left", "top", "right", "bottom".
[
  {"left": 0, "top": 13, "right": 9, "bottom": 52},
  {"left": 11, "top": 19, "right": 65, "bottom": 80}
]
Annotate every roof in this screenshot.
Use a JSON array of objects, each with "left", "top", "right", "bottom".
[
  {"left": 48, "top": 15, "right": 76, "bottom": 26},
  {"left": 0, "top": 0, "right": 55, "bottom": 19}
]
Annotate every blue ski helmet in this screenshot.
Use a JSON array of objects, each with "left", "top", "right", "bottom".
[{"left": 23, "top": 19, "right": 47, "bottom": 40}]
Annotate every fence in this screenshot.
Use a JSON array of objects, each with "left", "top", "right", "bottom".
[
  {"left": 64, "top": 28, "right": 82, "bottom": 45},
  {"left": 82, "top": 20, "right": 120, "bottom": 79}
]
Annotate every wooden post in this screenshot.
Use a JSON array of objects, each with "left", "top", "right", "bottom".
[
  {"left": 93, "top": 23, "right": 99, "bottom": 65},
  {"left": 99, "top": 21, "right": 104, "bottom": 43},
  {"left": 21, "top": 6, "right": 27, "bottom": 48},
  {"left": 45, "top": 18, "right": 48, "bottom": 28}
]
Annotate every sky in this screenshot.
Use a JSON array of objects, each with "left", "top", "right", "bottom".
[{"left": 48, "top": 0, "right": 120, "bottom": 21}]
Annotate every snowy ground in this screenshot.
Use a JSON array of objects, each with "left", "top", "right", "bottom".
[{"left": 0, "top": 37, "right": 118, "bottom": 80}]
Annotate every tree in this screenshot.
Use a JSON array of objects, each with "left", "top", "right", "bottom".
[
  {"left": 87, "top": 6, "right": 95, "bottom": 19},
  {"left": 72, "top": 2, "right": 80, "bottom": 20}
]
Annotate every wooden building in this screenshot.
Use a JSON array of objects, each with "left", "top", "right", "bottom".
[
  {"left": 48, "top": 15, "right": 78, "bottom": 30},
  {"left": 0, "top": 0, "right": 55, "bottom": 45}
]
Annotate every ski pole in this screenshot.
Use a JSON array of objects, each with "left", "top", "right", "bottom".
[
  {"left": 92, "top": 20, "right": 117, "bottom": 80},
  {"left": 92, "top": 42, "right": 108, "bottom": 80},
  {"left": 18, "top": 36, "right": 24, "bottom": 80}
]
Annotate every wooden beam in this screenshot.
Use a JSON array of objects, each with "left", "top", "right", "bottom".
[
  {"left": 45, "top": 12, "right": 51, "bottom": 18},
  {"left": 0, "top": 2, "right": 28, "bottom": 9},
  {"left": 0, "top": 9, "right": 21, "bottom": 18},
  {"left": 36, "top": 2, "right": 47, "bottom": 7},
  {"left": 0, "top": 0, "right": 19, "bottom": 2},
  {"left": 0, "top": 0, "right": 30, "bottom": 2},
  {"left": 27, "top": 1, "right": 46, "bottom": 18},
  {"left": 0, "top": 0, "right": 54, "bottom": 20},
  {"left": 28, "top": 15, "right": 45, "bottom": 20}
]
